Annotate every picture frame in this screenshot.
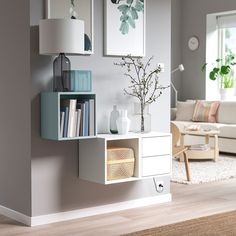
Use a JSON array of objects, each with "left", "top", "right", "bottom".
[
  {"left": 104, "top": 0, "right": 146, "bottom": 57},
  {"left": 45, "top": 0, "right": 94, "bottom": 54}
]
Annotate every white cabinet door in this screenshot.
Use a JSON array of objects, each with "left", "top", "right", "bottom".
[
  {"left": 142, "top": 155, "right": 171, "bottom": 177},
  {"left": 142, "top": 136, "right": 171, "bottom": 157}
]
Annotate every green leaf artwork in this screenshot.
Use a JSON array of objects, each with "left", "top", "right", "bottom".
[{"left": 111, "top": 0, "right": 144, "bottom": 35}]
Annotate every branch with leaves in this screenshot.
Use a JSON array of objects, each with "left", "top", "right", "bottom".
[
  {"left": 114, "top": 55, "right": 169, "bottom": 132},
  {"left": 115, "top": 55, "right": 169, "bottom": 106}
]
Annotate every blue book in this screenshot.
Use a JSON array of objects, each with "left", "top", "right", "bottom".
[
  {"left": 84, "top": 101, "right": 89, "bottom": 136},
  {"left": 61, "top": 107, "right": 69, "bottom": 138}
]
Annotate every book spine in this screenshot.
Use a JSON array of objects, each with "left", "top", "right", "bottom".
[
  {"left": 60, "top": 111, "right": 65, "bottom": 138},
  {"left": 89, "top": 99, "right": 95, "bottom": 136},
  {"left": 67, "top": 99, "right": 77, "bottom": 138},
  {"left": 63, "top": 107, "right": 69, "bottom": 138},
  {"left": 84, "top": 101, "right": 89, "bottom": 136},
  {"left": 76, "top": 109, "right": 82, "bottom": 137}
]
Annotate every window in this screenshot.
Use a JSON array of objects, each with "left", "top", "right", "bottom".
[{"left": 217, "top": 14, "right": 236, "bottom": 90}]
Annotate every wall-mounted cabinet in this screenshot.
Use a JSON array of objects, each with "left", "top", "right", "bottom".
[
  {"left": 41, "top": 92, "right": 96, "bottom": 140},
  {"left": 79, "top": 132, "right": 172, "bottom": 185}
]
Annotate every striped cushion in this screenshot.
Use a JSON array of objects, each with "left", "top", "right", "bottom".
[{"left": 192, "top": 101, "right": 220, "bottom": 123}]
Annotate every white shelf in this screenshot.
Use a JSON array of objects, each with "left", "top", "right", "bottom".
[{"left": 79, "top": 132, "right": 172, "bottom": 185}]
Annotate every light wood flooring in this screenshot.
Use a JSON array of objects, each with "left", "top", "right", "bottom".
[{"left": 1, "top": 178, "right": 236, "bottom": 236}]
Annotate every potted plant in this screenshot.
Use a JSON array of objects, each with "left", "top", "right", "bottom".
[
  {"left": 115, "top": 55, "right": 169, "bottom": 133},
  {"left": 202, "top": 52, "right": 236, "bottom": 100}
]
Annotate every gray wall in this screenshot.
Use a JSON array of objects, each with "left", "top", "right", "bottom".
[
  {"left": 0, "top": 0, "right": 31, "bottom": 215},
  {"left": 171, "top": 0, "right": 183, "bottom": 106},
  {"left": 180, "top": 0, "right": 236, "bottom": 100},
  {"left": 30, "top": 0, "right": 171, "bottom": 216}
]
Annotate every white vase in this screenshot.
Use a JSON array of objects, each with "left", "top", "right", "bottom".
[
  {"left": 130, "top": 103, "right": 151, "bottom": 133},
  {"left": 110, "top": 105, "right": 120, "bottom": 134},
  {"left": 220, "top": 88, "right": 235, "bottom": 100},
  {"left": 116, "top": 110, "right": 130, "bottom": 135}
]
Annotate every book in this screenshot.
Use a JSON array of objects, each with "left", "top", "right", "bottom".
[
  {"left": 60, "top": 111, "right": 65, "bottom": 138},
  {"left": 84, "top": 101, "right": 89, "bottom": 136},
  {"left": 61, "top": 99, "right": 77, "bottom": 138},
  {"left": 61, "top": 107, "right": 69, "bottom": 138},
  {"left": 76, "top": 109, "right": 82, "bottom": 137},
  {"left": 89, "top": 99, "right": 95, "bottom": 136},
  {"left": 189, "top": 144, "right": 210, "bottom": 151},
  {"left": 73, "top": 111, "right": 78, "bottom": 138},
  {"left": 77, "top": 102, "right": 84, "bottom": 136}
]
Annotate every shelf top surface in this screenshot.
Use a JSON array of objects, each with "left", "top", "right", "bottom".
[
  {"left": 41, "top": 92, "right": 95, "bottom": 95},
  {"left": 97, "top": 132, "right": 171, "bottom": 140}
]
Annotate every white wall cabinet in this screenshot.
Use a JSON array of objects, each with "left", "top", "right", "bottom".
[{"left": 79, "top": 132, "right": 172, "bottom": 185}]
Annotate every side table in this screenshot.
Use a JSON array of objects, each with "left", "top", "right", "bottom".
[{"left": 180, "top": 129, "right": 220, "bottom": 161}]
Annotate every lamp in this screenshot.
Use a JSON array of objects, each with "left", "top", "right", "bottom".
[
  {"left": 39, "top": 19, "right": 84, "bottom": 92},
  {"left": 171, "top": 64, "right": 185, "bottom": 107}
]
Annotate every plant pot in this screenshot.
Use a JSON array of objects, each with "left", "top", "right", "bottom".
[{"left": 220, "top": 88, "right": 235, "bottom": 100}]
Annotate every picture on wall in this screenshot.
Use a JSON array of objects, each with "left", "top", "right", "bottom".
[
  {"left": 46, "top": 0, "right": 94, "bottom": 54},
  {"left": 104, "top": 0, "right": 145, "bottom": 57}
]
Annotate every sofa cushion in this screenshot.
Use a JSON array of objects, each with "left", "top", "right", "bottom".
[
  {"left": 217, "top": 101, "right": 236, "bottom": 124},
  {"left": 219, "top": 124, "right": 236, "bottom": 139},
  {"left": 192, "top": 101, "right": 220, "bottom": 123},
  {"left": 175, "top": 101, "right": 196, "bottom": 121}
]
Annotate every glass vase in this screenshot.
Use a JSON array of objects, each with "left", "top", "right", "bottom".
[{"left": 131, "top": 103, "right": 151, "bottom": 133}]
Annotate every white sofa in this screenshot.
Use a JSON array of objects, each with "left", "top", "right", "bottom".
[{"left": 171, "top": 101, "right": 236, "bottom": 154}]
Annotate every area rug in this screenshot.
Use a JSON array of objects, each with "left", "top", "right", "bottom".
[
  {"left": 172, "top": 154, "right": 236, "bottom": 184},
  {"left": 123, "top": 211, "right": 236, "bottom": 236}
]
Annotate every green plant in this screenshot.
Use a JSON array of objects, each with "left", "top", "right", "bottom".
[
  {"left": 111, "top": 0, "right": 144, "bottom": 35},
  {"left": 202, "top": 53, "right": 236, "bottom": 89}
]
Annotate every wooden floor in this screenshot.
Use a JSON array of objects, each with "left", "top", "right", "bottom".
[{"left": 1, "top": 179, "right": 236, "bottom": 236}]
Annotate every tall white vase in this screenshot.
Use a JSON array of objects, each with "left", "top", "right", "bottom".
[{"left": 116, "top": 110, "right": 130, "bottom": 135}]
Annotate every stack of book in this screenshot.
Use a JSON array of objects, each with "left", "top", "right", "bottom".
[
  {"left": 60, "top": 99, "right": 95, "bottom": 138},
  {"left": 189, "top": 144, "right": 210, "bottom": 151}
]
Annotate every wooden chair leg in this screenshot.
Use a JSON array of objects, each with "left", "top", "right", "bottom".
[{"left": 183, "top": 152, "right": 191, "bottom": 181}]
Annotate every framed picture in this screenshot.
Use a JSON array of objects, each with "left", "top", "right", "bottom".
[
  {"left": 45, "top": 0, "right": 94, "bottom": 54},
  {"left": 104, "top": 0, "right": 146, "bottom": 57}
]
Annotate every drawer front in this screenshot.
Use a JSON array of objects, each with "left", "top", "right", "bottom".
[
  {"left": 142, "top": 155, "right": 171, "bottom": 177},
  {"left": 142, "top": 136, "right": 171, "bottom": 157}
]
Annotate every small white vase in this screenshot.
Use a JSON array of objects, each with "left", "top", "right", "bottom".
[{"left": 116, "top": 110, "right": 130, "bottom": 135}]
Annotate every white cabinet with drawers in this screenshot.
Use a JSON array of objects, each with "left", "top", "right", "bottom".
[{"left": 79, "top": 132, "right": 172, "bottom": 185}]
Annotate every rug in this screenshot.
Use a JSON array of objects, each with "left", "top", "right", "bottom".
[
  {"left": 123, "top": 211, "right": 236, "bottom": 236},
  {"left": 171, "top": 154, "right": 236, "bottom": 184}
]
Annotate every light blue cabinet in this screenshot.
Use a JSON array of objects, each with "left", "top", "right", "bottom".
[{"left": 41, "top": 92, "right": 96, "bottom": 141}]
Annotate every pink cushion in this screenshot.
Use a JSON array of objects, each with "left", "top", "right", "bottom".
[{"left": 192, "top": 101, "right": 220, "bottom": 123}]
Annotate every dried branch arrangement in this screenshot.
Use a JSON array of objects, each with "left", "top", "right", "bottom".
[{"left": 115, "top": 55, "right": 169, "bottom": 132}]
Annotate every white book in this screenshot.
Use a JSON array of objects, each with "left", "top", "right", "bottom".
[
  {"left": 89, "top": 99, "right": 95, "bottom": 136},
  {"left": 68, "top": 99, "right": 77, "bottom": 138},
  {"left": 60, "top": 112, "right": 65, "bottom": 138},
  {"left": 72, "top": 111, "right": 78, "bottom": 138},
  {"left": 76, "top": 109, "right": 82, "bottom": 137}
]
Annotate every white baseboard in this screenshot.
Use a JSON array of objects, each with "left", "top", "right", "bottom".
[
  {"left": 0, "top": 194, "right": 172, "bottom": 227},
  {"left": 0, "top": 205, "right": 31, "bottom": 226}
]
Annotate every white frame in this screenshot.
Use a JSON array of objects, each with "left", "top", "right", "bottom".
[
  {"left": 45, "top": 0, "right": 94, "bottom": 55},
  {"left": 104, "top": 0, "right": 146, "bottom": 57}
]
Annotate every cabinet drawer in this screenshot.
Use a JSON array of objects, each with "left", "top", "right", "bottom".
[
  {"left": 142, "top": 155, "right": 171, "bottom": 177},
  {"left": 142, "top": 136, "right": 171, "bottom": 157}
]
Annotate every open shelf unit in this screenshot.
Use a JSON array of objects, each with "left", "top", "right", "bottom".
[
  {"left": 41, "top": 92, "right": 96, "bottom": 140},
  {"left": 79, "top": 132, "right": 172, "bottom": 185}
]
